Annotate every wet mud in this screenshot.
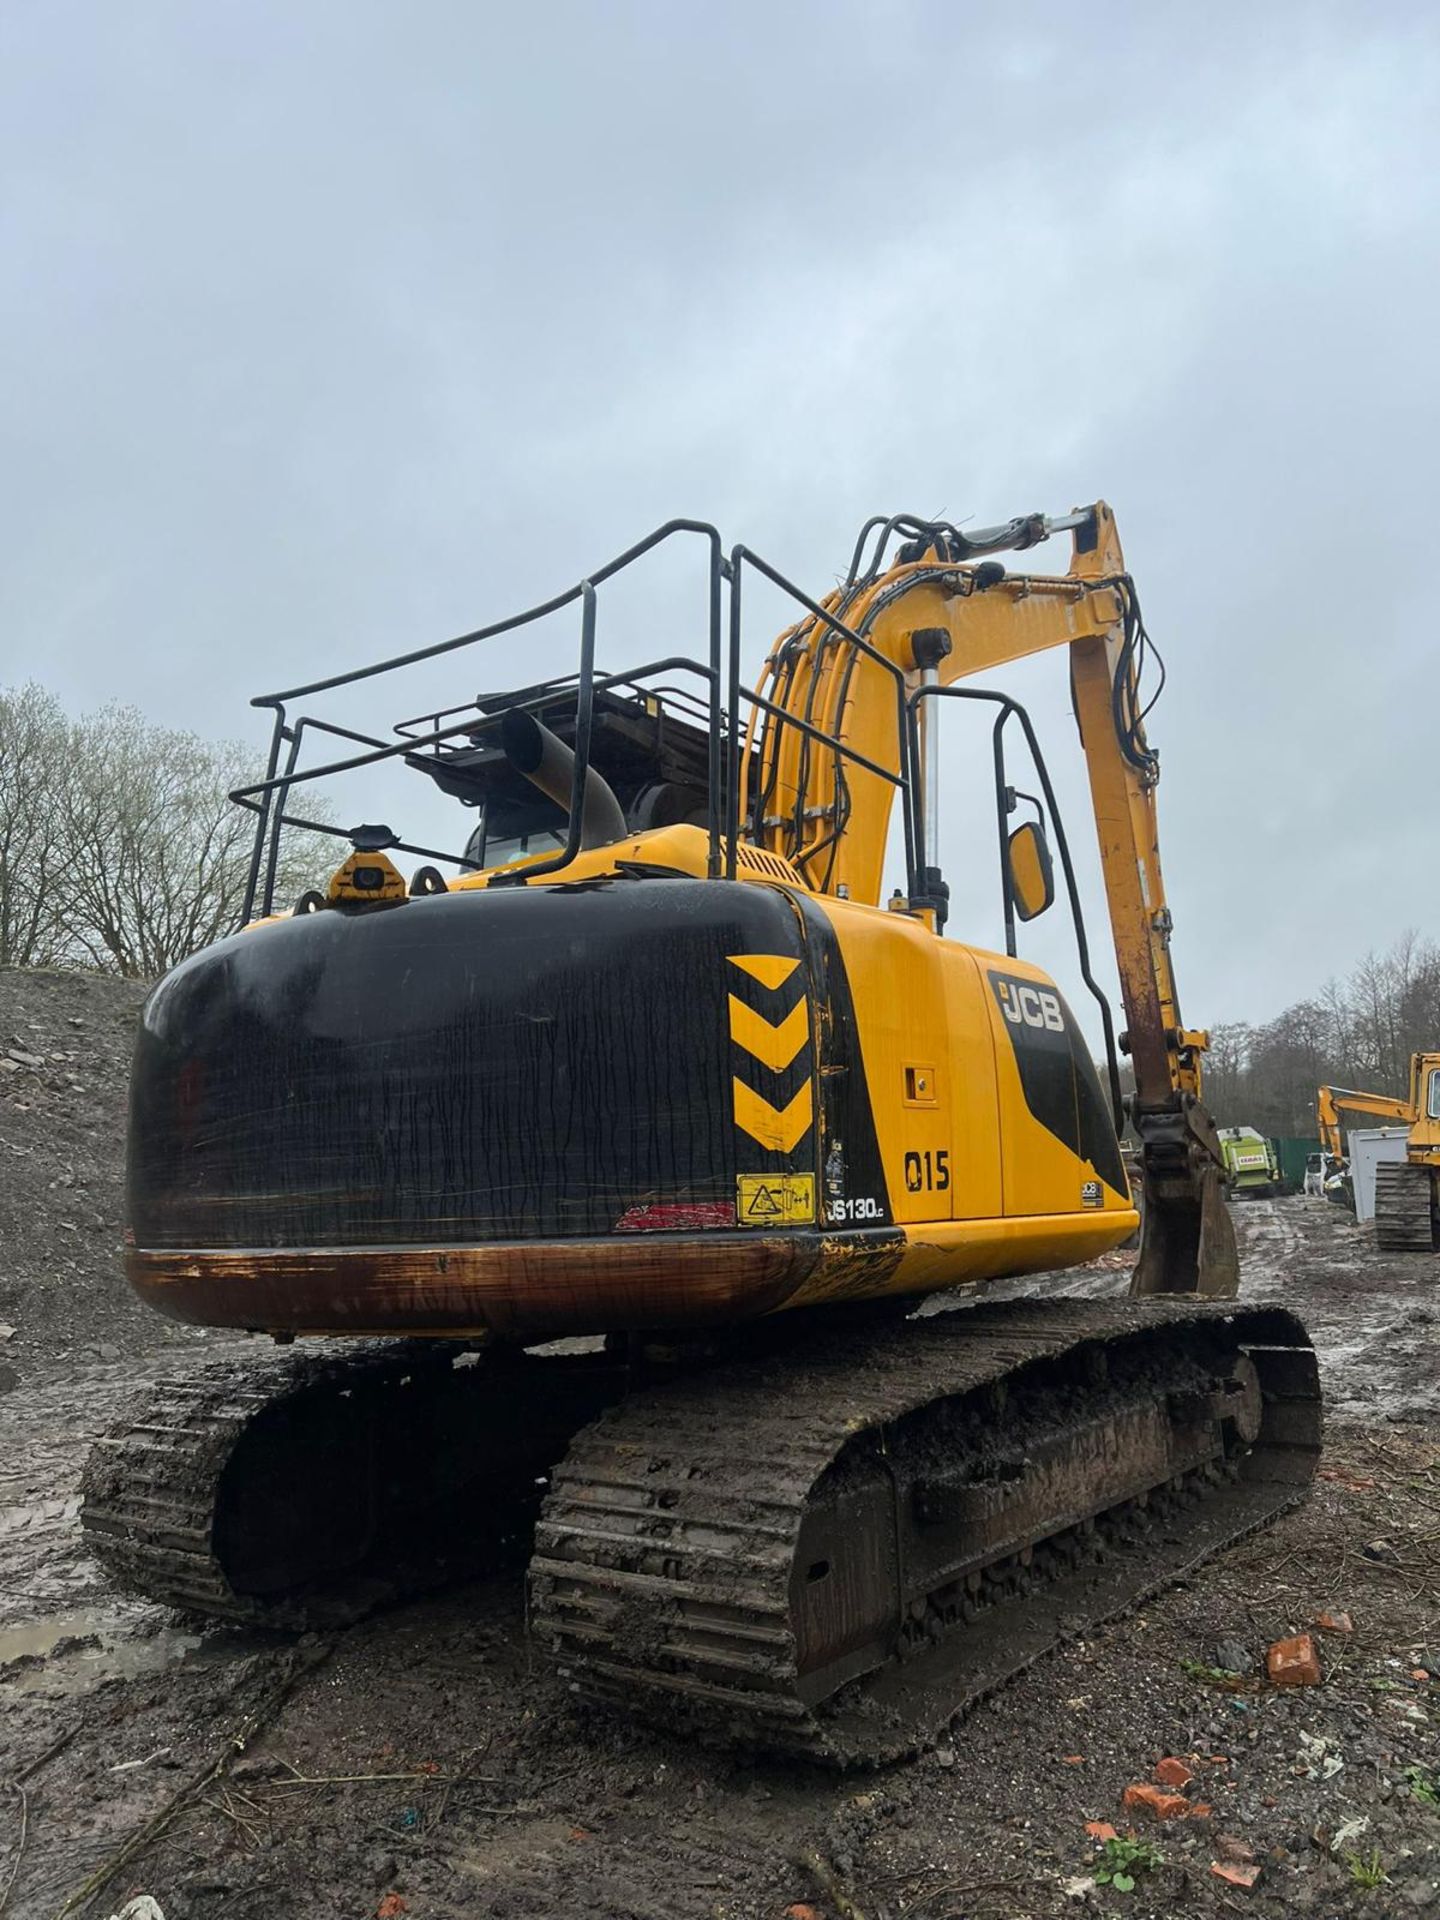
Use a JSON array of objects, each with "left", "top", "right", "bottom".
[{"left": 1, "top": 1199, "right": 1438, "bottom": 1919}]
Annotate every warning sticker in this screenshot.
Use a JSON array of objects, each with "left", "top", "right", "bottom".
[{"left": 736, "top": 1172, "right": 816, "bottom": 1227}]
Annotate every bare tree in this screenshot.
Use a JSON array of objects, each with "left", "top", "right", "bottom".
[
  {"left": 1202, "top": 933, "right": 1440, "bottom": 1138},
  {"left": 2, "top": 685, "right": 334, "bottom": 981},
  {"left": 1201, "top": 1021, "right": 1252, "bottom": 1124},
  {"left": 58, "top": 706, "right": 330, "bottom": 978},
  {"left": 0, "top": 683, "right": 74, "bottom": 967}
]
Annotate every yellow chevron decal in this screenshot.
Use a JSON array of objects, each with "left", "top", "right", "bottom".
[
  {"left": 727, "top": 993, "right": 808, "bottom": 1072},
  {"left": 727, "top": 953, "right": 800, "bottom": 992},
  {"left": 732, "top": 1076, "right": 814, "bottom": 1153}
]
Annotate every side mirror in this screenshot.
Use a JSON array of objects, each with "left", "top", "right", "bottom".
[{"left": 1006, "top": 819, "right": 1055, "bottom": 922}]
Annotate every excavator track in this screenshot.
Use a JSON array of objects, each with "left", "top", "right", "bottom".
[
  {"left": 530, "top": 1298, "right": 1321, "bottom": 1764},
  {"left": 1374, "top": 1162, "right": 1437, "bottom": 1252},
  {"left": 81, "top": 1339, "right": 621, "bottom": 1628}
]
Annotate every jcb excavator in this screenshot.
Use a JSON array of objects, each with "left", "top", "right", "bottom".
[
  {"left": 82, "top": 503, "right": 1320, "bottom": 1762},
  {"left": 1318, "top": 1065, "right": 1440, "bottom": 1250}
]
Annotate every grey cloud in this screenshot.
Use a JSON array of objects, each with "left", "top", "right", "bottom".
[{"left": 2, "top": 0, "right": 1436, "bottom": 1027}]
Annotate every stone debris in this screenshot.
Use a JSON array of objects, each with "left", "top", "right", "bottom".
[{"left": 1213, "top": 1636, "right": 1252, "bottom": 1674}]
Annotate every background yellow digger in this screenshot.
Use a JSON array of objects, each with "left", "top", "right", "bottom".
[{"left": 1317, "top": 1062, "right": 1440, "bottom": 1249}]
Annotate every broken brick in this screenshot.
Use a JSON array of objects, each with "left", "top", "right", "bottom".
[
  {"left": 1315, "top": 1610, "right": 1354, "bottom": 1636},
  {"left": 1267, "top": 1633, "right": 1322, "bottom": 1687},
  {"left": 785, "top": 1907, "right": 825, "bottom": 1920},
  {"left": 1123, "top": 1783, "right": 1192, "bottom": 1821},
  {"left": 1211, "top": 1861, "right": 1262, "bottom": 1890},
  {"left": 1154, "top": 1756, "right": 1196, "bottom": 1790},
  {"left": 376, "top": 1898, "right": 408, "bottom": 1920},
  {"left": 1086, "top": 1821, "right": 1119, "bottom": 1842},
  {"left": 1062, "top": 1753, "right": 1085, "bottom": 1766}
]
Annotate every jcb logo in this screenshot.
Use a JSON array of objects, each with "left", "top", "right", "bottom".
[{"left": 997, "top": 980, "right": 1064, "bottom": 1032}]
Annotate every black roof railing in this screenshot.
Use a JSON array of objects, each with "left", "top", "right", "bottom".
[{"left": 231, "top": 518, "right": 923, "bottom": 924}]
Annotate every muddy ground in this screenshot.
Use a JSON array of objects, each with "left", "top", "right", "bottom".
[{"left": 1, "top": 975, "right": 1438, "bottom": 1919}]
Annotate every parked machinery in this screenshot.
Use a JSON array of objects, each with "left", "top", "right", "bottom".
[{"left": 82, "top": 502, "right": 1320, "bottom": 1760}]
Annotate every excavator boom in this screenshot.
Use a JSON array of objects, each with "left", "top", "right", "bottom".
[{"left": 1316, "top": 1082, "right": 1416, "bottom": 1159}]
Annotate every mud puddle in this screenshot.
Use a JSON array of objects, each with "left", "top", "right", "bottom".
[{"left": 0, "top": 1610, "right": 202, "bottom": 1696}]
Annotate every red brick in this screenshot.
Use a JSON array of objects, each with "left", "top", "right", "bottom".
[
  {"left": 1266, "top": 1633, "right": 1322, "bottom": 1687},
  {"left": 1315, "top": 1610, "right": 1354, "bottom": 1636},
  {"left": 1154, "top": 1756, "right": 1196, "bottom": 1790},
  {"left": 1211, "top": 1861, "right": 1262, "bottom": 1890},
  {"left": 1085, "top": 1821, "right": 1119, "bottom": 1841},
  {"left": 1123, "top": 1783, "right": 1191, "bottom": 1821}
]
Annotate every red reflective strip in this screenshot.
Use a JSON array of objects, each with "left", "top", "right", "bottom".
[{"left": 613, "top": 1202, "right": 735, "bottom": 1233}]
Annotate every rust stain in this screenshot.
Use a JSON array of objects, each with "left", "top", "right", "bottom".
[{"left": 127, "top": 1233, "right": 821, "bottom": 1339}]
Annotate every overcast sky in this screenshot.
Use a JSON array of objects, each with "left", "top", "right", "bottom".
[{"left": 3, "top": 1, "right": 1436, "bottom": 1035}]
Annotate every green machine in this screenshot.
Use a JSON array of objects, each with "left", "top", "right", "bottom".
[{"left": 1219, "top": 1126, "right": 1280, "bottom": 1199}]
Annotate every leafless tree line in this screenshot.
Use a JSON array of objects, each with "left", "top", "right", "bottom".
[
  {"left": 1, "top": 682, "right": 330, "bottom": 979},
  {"left": 1202, "top": 932, "right": 1440, "bottom": 1138}
]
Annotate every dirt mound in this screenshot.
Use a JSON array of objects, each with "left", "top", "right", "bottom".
[{"left": 0, "top": 966, "right": 168, "bottom": 1362}]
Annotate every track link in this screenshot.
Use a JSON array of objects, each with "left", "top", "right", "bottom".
[
  {"left": 1374, "top": 1162, "right": 1437, "bottom": 1252},
  {"left": 82, "top": 1340, "right": 620, "bottom": 1627},
  {"left": 530, "top": 1299, "right": 1321, "bottom": 1763}
]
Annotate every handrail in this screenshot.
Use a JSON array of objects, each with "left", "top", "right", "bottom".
[
  {"left": 907, "top": 682, "right": 1125, "bottom": 1137},
  {"left": 253, "top": 519, "right": 726, "bottom": 706},
  {"left": 233, "top": 519, "right": 931, "bottom": 921}
]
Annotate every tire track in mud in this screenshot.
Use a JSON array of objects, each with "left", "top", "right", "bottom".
[
  {"left": 1230, "top": 1198, "right": 1439, "bottom": 1421},
  {"left": 0, "top": 1345, "right": 242, "bottom": 1628}
]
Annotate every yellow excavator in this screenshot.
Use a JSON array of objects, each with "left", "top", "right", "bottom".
[
  {"left": 82, "top": 502, "right": 1320, "bottom": 1762},
  {"left": 1318, "top": 1064, "right": 1440, "bottom": 1250}
]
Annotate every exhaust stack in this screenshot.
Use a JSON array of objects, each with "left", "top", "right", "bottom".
[{"left": 500, "top": 709, "right": 627, "bottom": 851}]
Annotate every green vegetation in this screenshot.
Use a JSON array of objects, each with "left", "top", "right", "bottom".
[
  {"left": 1344, "top": 1848, "right": 1389, "bottom": 1891},
  {"left": 1404, "top": 1763, "right": 1439, "bottom": 1807},
  {"left": 1094, "top": 1836, "right": 1163, "bottom": 1893}
]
